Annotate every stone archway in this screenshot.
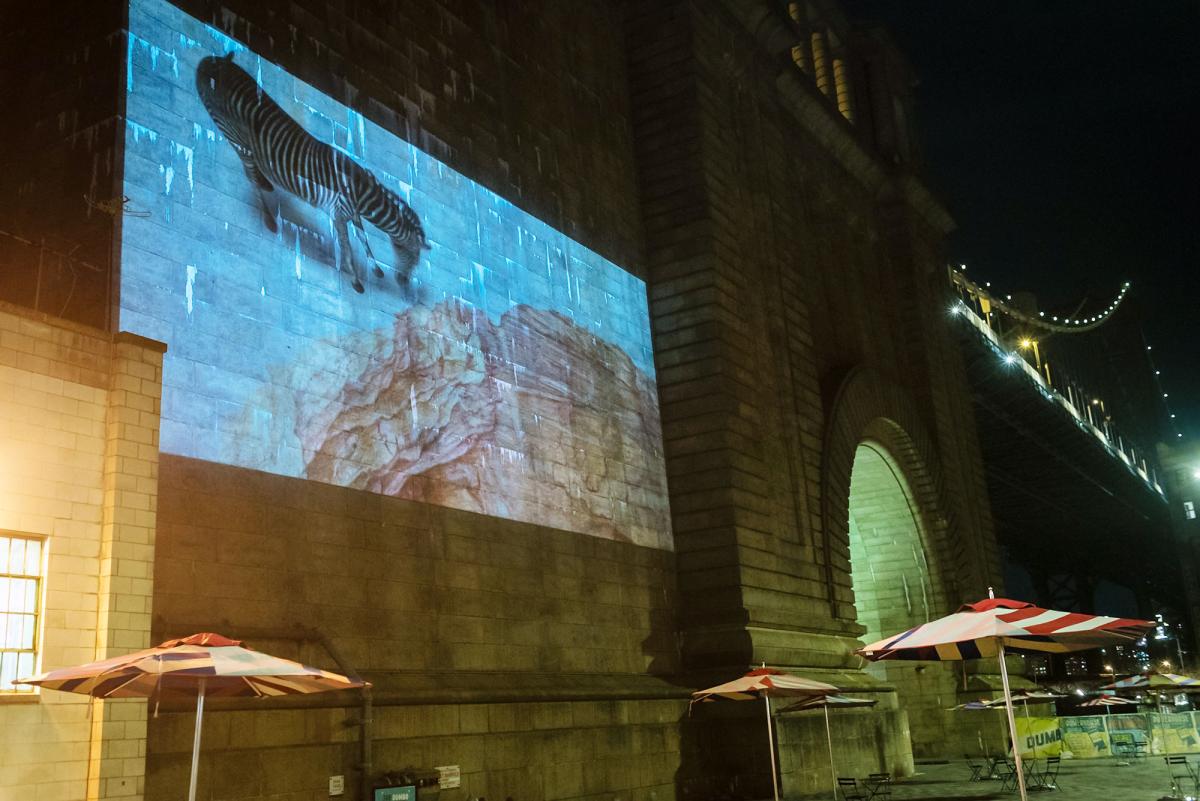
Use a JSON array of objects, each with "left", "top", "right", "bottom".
[
  {"left": 848, "top": 436, "right": 945, "bottom": 646},
  {"left": 821, "top": 367, "right": 964, "bottom": 758}
]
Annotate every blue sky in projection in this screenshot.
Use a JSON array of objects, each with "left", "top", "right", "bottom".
[{"left": 120, "top": 0, "right": 657, "bottom": 469}]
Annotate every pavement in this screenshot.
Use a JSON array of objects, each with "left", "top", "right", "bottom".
[{"left": 862, "top": 757, "right": 1198, "bottom": 800}]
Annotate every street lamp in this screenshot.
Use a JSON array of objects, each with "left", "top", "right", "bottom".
[{"left": 1018, "top": 337, "right": 1042, "bottom": 370}]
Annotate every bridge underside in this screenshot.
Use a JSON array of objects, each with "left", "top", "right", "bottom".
[{"left": 956, "top": 325, "right": 1178, "bottom": 614}]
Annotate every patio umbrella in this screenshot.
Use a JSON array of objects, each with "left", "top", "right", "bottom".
[
  {"left": 1103, "top": 671, "right": 1200, "bottom": 718},
  {"left": 691, "top": 667, "right": 838, "bottom": 801},
  {"left": 1079, "top": 694, "right": 1132, "bottom": 715},
  {"left": 857, "top": 592, "right": 1153, "bottom": 801},
  {"left": 19, "top": 632, "right": 367, "bottom": 801},
  {"left": 1102, "top": 671, "right": 1200, "bottom": 692},
  {"left": 985, "top": 690, "right": 1064, "bottom": 723},
  {"left": 778, "top": 694, "right": 876, "bottom": 799}
]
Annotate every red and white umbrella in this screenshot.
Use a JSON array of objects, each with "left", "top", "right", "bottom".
[
  {"left": 20, "top": 633, "right": 367, "bottom": 801},
  {"left": 1102, "top": 671, "right": 1200, "bottom": 691},
  {"left": 692, "top": 667, "right": 838, "bottom": 801},
  {"left": 1080, "top": 695, "right": 1131, "bottom": 706},
  {"left": 858, "top": 594, "right": 1153, "bottom": 801}
]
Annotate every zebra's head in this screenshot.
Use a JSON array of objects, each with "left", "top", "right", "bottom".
[{"left": 195, "top": 52, "right": 255, "bottom": 115}]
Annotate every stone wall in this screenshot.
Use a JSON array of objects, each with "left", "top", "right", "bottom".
[
  {"left": 625, "top": 0, "right": 1002, "bottom": 780},
  {"left": 0, "top": 300, "right": 164, "bottom": 801},
  {"left": 149, "top": 456, "right": 682, "bottom": 801}
]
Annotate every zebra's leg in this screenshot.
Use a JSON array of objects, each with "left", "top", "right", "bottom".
[
  {"left": 349, "top": 214, "right": 385, "bottom": 278},
  {"left": 332, "top": 213, "right": 365, "bottom": 293},
  {"left": 255, "top": 188, "right": 280, "bottom": 234},
  {"left": 232, "top": 152, "right": 279, "bottom": 233}
]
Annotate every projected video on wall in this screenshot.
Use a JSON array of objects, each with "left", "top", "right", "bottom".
[{"left": 119, "top": 0, "right": 671, "bottom": 549}]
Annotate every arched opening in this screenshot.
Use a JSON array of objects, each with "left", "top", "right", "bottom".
[{"left": 848, "top": 438, "right": 957, "bottom": 758}]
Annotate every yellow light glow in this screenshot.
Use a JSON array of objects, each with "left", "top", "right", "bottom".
[{"left": 1019, "top": 339, "right": 1032, "bottom": 349}]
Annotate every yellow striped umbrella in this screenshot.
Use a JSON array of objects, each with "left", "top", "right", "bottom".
[{"left": 19, "top": 633, "right": 367, "bottom": 801}]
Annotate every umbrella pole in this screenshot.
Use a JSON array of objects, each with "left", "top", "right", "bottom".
[
  {"left": 188, "top": 678, "right": 207, "bottom": 801},
  {"left": 997, "top": 643, "right": 1029, "bottom": 801},
  {"left": 764, "top": 695, "right": 780, "bottom": 801},
  {"left": 825, "top": 704, "right": 838, "bottom": 799}
]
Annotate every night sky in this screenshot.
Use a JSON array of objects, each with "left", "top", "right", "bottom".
[{"left": 843, "top": 1, "right": 1200, "bottom": 440}]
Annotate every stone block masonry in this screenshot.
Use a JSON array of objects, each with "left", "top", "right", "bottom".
[
  {"left": 0, "top": 300, "right": 165, "bottom": 801},
  {"left": 150, "top": 455, "right": 683, "bottom": 801}
]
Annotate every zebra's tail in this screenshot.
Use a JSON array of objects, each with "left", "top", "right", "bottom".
[{"left": 354, "top": 170, "right": 429, "bottom": 284}]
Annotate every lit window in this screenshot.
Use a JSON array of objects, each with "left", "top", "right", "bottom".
[
  {"left": 1185, "top": 501, "right": 1196, "bottom": 521},
  {"left": 791, "top": 43, "right": 809, "bottom": 71},
  {"left": 833, "top": 57, "right": 854, "bottom": 122},
  {"left": 1, "top": 534, "right": 44, "bottom": 693},
  {"left": 810, "top": 32, "right": 832, "bottom": 97}
]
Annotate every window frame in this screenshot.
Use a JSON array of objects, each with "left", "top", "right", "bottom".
[{"left": 0, "top": 531, "right": 47, "bottom": 697}]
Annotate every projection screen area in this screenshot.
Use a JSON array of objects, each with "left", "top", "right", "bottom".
[{"left": 117, "top": 0, "right": 671, "bottom": 549}]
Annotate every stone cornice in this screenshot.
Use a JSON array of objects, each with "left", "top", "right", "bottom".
[{"left": 712, "top": 0, "right": 956, "bottom": 235}]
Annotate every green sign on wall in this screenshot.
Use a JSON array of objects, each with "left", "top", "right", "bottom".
[{"left": 375, "top": 786, "right": 416, "bottom": 801}]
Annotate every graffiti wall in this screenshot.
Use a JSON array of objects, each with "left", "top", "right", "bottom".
[{"left": 118, "top": 0, "right": 671, "bottom": 548}]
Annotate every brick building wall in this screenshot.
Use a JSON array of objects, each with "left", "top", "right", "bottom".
[{"left": 0, "top": 301, "right": 164, "bottom": 801}]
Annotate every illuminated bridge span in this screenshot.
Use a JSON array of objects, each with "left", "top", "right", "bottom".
[
  {"left": 949, "top": 267, "right": 1161, "bottom": 496},
  {"left": 946, "top": 266, "right": 1175, "bottom": 617}
]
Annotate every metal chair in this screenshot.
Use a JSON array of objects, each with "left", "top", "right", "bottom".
[
  {"left": 993, "top": 759, "right": 1018, "bottom": 792},
  {"left": 864, "top": 772, "right": 892, "bottom": 799},
  {"left": 1132, "top": 736, "right": 1149, "bottom": 758},
  {"left": 1037, "top": 755, "right": 1062, "bottom": 790},
  {"left": 837, "top": 777, "right": 868, "bottom": 801},
  {"left": 964, "top": 755, "right": 985, "bottom": 782},
  {"left": 1165, "top": 755, "right": 1199, "bottom": 797},
  {"left": 1111, "top": 732, "right": 1136, "bottom": 758}
]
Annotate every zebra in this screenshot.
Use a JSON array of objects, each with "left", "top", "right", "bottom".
[{"left": 195, "top": 53, "right": 428, "bottom": 294}]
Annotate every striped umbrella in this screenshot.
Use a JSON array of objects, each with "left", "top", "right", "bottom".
[
  {"left": 692, "top": 668, "right": 839, "bottom": 801},
  {"left": 778, "top": 695, "right": 877, "bottom": 799},
  {"left": 1080, "top": 695, "right": 1132, "bottom": 706},
  {"left": 857, "top": 593, "right": 1153, "bottom": 801},
  {"left": 1101, "top": 671, "right": 1200, "bottom": 691},
  {"left": 1080, "top": 695, "right": 1133, "bottom": 717},
  {"left": 19, "top": 633, "right": 367, "bottom": 801}
]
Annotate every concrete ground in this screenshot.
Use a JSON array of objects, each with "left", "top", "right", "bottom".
[{"left": 831, "top": 757, "right": 1198, "bottom": 800}]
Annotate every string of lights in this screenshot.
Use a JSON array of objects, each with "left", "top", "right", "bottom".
[
  {"left": 947, "top": 264, "right": 1167, "bottom": 492},
  {"left": 1143, "top": 340, "right": 1185, "bottom": 440},
  {"left": 949, "top": 265, "right": 1130, "bottom": 334},
  {"left": 949, "top": 263, "right": 1186, "bottom": 442}
]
